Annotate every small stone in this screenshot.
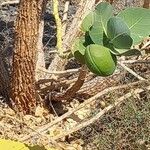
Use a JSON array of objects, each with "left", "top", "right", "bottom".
[
  {"left": 6, "top": 108, "right": 15, "bottom": 116},
  {"left": 23, "top": 115, "right": 33, "bottom": 121},
  {"left": 35, "top": 106, "right": 45, "bottom": 117}
]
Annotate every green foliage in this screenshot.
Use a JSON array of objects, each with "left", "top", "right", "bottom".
[
  {"left": 107, "top": 17, "right": 133, "bottom": 49},
  {"left": 72, "top": 37, "right": 86, "bottom": 64},
  {"left": 118, "top": 8, "right": 150, "bottom": 44},
  {"left": 81, "top": 12, "right": 95, "bottom": 32},
  {"left": 72, "top": 2, "right": 150, "bottom": 76},
  {"left": 89, "top": 2, "right": 113, "bottom": 44}
]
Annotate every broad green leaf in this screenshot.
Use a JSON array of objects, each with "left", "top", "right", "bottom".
[
  {"left": 72, "top": 37, "right": 85, "bottom": 55},
  {"left": 85, "top": 44, "right": 117, "bottom": 76},
  {"left": 107, "top": 17, "right": 133, "bottom": 49},
  {"left": 118, "top": 49, "right": 141, "bottom": 56},
  {"left": 118, "top": 8, "right": 150, "bottom": 44},
  {"left": 72, "top": 37, "right": 86, "bottom": 64},
  {"left": 81, "top": 12, "right": 95, "bottom": 32},
  {"left": 89, "top": 2, "right": 113, "bottom": 44},
  {"left": 89, "top": 23, "right": 104, "bottom": 44},
  {"left": 111, "top": 33, "right": 133, "bottom": 49},
  {"left": 95, "top": 2, "right": 113, "bottom": 34},
  {"left": 111, "top": 47, "right": 141, "bottom": 55}
]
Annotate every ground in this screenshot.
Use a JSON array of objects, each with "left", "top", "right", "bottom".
[{"left": 0, "top": 0, "right": 149, "bottom": 150}]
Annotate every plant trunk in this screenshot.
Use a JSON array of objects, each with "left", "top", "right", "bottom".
[{"left": 11, "top": 0, "right": 45, "bottom": 114}]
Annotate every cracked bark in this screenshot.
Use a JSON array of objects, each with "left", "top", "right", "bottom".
[{"left": 10, "top": 0, "right": 46, "bottom": 114}]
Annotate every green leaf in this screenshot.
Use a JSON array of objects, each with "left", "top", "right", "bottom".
[
  {"left": 81, "top": 12, "right": 95, "bottom": 32},
  {"left": 111, "top": 33, "right": 133, "bottom": 49},
  {"left": 95, "top": 2, "right": 113, "bottom": 34},
  {"left": 118, "top": 49, "right": 141, "bottom": 56},
  {"left": 109, "top": 47, "right": 141, "bottom": 56},
  {"left": 118, "top": 8, "right": 150, "bottom": 44},
  {"left": 107, "top": 17, "right": 133, "bottom": 49},
  {"left": 89, "top": 2, "right": 113, "bottom": 44},
  {"left": 89, "top": 23, "right": 104, "bottom": 44},
  {"left": 72, "top": 37, "right": 86, "bottom": 64},
  {"left": 85, "top": 44, "right": 117, "bottom": 76},
  {"left": 109, "top": 47, "right": 125, "bottom": 55}
]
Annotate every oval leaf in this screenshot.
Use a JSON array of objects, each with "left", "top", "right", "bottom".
[
  {"left": 81, "top": 12, "right": 95, "bottom": 32},
  {"left": 118, "top": 49, "right": 141, "bottom": 56},
  {"left": 95, "top": 2, "right": 113, "bottom": 34},
  {"left": 89, "top": 2, "right": 113, "bottom": 44},
  {"left": 85, "top": 44, "right": 117, "bottom": 76},
  {"left": 89, "top": 24, "right": 104, "bottom": 44},
  {"left": 107, "top": 17, "right": 133, "bottom": 49},
  {"left": 118, "top": 8, "right": 150, "bottom": 44},
  {"left": 72, "top": 37, "right": 86, "bottom": 64},
  {"left": 111, "top": 33, "right": 133, "bottom": 49}
]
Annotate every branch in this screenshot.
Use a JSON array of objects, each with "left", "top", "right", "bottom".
[
  {"left": 37, "top": 67, "right": 79, "bottom": 75},
  {"left": 119, "top": 60, "right": 150, "bottom": 64},
  {"left": 118, "top": 62, "right": 146, "bottom": 80},
  {"left": 52, "top": 65, "right": 87, "bottom": 101},
  {"left": 0, "top": 0, "right": 19, "bottom": 6},
  {"left": 53, "top": 0, "right": 63, "bottom": 56},
  {"left": 62, "top": 1, "right": 70, "bottom": 36}
]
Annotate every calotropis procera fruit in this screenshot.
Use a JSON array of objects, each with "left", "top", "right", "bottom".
[{"left": 85, "top": 44, "right": 117, "bottom": 76}]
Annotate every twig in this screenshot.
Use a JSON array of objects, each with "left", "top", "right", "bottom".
[
  {"left": 20, "top": 80, "right": 147, "bottom": 142},
  {"left": 52, "top": 65, "right": 87, "bottom": 101},
  {"left": 141, "top": 40, "right": 150, "bottom": 49},
  {"left": 53, "top": 0, "right": 63, "bottom": 56},
  {"left": 53, "top": 85, "right": 150, "bottom": 140},
  {"left": 37, "top": 67, "right": 79, "bottom": 75},
  {"left": 62, "top": 1, "right": 70, "bottom": 36},
  {"left": 0, "top": 0, "right": 19, "bottom": 6},
  {"left": 118, "top": 62, "right": 146, "bottom": 80},
  {"left": 119, "top": 60, "right": 150, "bottom": 64}
]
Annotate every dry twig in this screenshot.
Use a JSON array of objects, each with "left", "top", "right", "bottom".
[
  {"left": 52, "top": 65, "right": 87, "bottom": 101},
  {"left": 0, "top": 0, "right": 19, "bottom": 6},
  {"left": 37, "top": 67, "right": 79, "bottom": 75},
  {"left": 118, "top": 62, "right": 146, "bottom": 80}
]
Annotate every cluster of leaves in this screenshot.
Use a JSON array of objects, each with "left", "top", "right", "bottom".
[{"left": 72, "top": 2, "right": 150, "bottom": 76}]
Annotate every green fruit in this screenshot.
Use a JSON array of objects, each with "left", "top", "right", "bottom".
[{"left": 85, "top": 44, "right": 117, "bottom": 76}]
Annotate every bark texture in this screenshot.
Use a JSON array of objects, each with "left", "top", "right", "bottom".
[{"left": 11, "top": 0, "right": 45, "bottom": 114}]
